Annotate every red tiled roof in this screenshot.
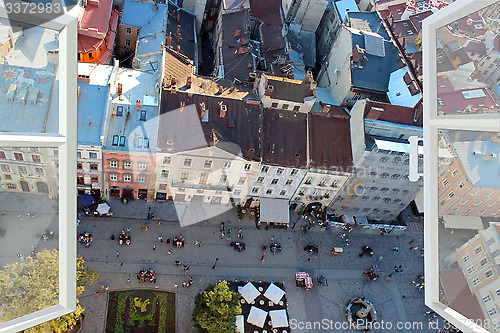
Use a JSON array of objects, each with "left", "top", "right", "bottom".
[
  {"left": 79, "top": 0, "right": 114, "bottom": 33},
  {"left": 408, "top": 10, "right": 432, "bottom": 31},
  {"left": 78, "top": 8, "right": 118, "bottom": 63},
  {"left": 365, "top": 100, "right": 422, "bottom": 126},
  {"left": 309, "top": 112, "right": 352, "bottom": 170},
  {"left": 438, "top": 88, "right": 497, "bottom": 115},
  {"left": 262, "top": 108, "right": 307, "bottom": 167}
]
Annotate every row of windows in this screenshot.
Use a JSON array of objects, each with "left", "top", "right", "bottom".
[
  {"left": 340, "top": 206, "right": 399, "bottom": 214},
  {"left": 1, "top": 165, "right": 44, "bottom": 175},
  {"left": 77, "top": 163, "right": 99, "bottom": 171},
  {"left": 77, "top": 151, "right": 98, "bottom": 159},
  {"left": 108, "top": 173, "right": 146, "bottom": 183},
  {"left": 77, "top": 175, "right": 99, "bottom": 183},
  {"left": 255, "top": 177, "right": 294, "bottom": 186},
  {"left": 250, "top": 187, "right": 288, "bottom": 196},
  {"left": 108, "top": 160, "right": 148, "bottom": 170},
  {"left": 0, "top": 151, "right": 43, "bottom": 163}
]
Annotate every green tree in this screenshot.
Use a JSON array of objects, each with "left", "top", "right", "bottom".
[
  {"left": 0, "top": 249, "right": 99, "bottom": 333},
  {"left": 192, "top": 281, "right": 242, "bottom": 333}
]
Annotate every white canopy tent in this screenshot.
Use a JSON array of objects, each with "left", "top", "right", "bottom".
[
  {"left": 443, "top": 215, "right": 484, "bottom": 230},
  {"left": 263, "top": 283, "right": 285, "bottom": 304},
  {"left": 240, "top": 282, "right": 261, "bottom": 304},
  {"left": 247, "top": 306, "right": 268, "bottom": 328},
  {"left": 235, "top": 314, "right": 244, "bottom": 333},
  {"left": 96, "top": 203, "right": 111, "bottom": 215},
  {"left": 269, "top": 309, "right": 289, "bottom": 328},
  {"left": 260, "top": 198, "right": 290, "bottom": 224}
]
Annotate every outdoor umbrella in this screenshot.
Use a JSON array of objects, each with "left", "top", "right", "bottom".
[
  {"left": 263, "top": 283, "right": 285, "bottom": 304},
  {"left": 78, "top": 194, "right": 94, "bottom": 207},
  {"left": 247, "top": 306, "right": 267, "bottom": 328},
  {"left": 269, "top": 309, "right": 288, "bottom": 328},
  {"left": 240, "top": 281, "right": 260, "bottom": 304},
  {"left": 96, "top": 203, "right": 111, "bottom": 215}
]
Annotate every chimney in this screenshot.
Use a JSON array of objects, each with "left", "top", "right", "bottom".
[
  {"left": 321, "top": 102, "right": 331, "bottom": 114},
  {"left": 309, "top": 81, "right": 317, "bottom": 90},
  {"left": 154, "top": 3, "right": 157, "bottom": 12},
  {"left": 367, "top": 106, "right": 384, "bottom": 120},
  {"left": 136, "top": 99, "right": 141, "bottom": 109},
  {"left": 170, "top": 77, "right": 176, "bottom": 87},
  {"left": 265, "top": 85, "right": 274, "bottom": 97},
  {"left": 177, "top": 33, "right": 181, "bottom": 43},
  {"left": 219, "top": 101, "right": 227, "bottom": 118},
  {"left": 177, "top": 44, "right": 181, "bottom": 53},
  {"left": 180, "top": 101, "right": 185, "bottom": 113},
  {"left": 117, "top": 83, "right": 123, "bottom": 95},
  {"left": 172, "top": 9, "right": 176, "bottom": 17},
  {"left": 177, "top": 12, "right": 180, "bottom": 22},
  {"left": 166, "top": 33, "right": 172, "bottom": 48},
  {"left": 186, "top": 76, "right": 192, "bottom": 89},
  {"left": 177, "top": 25, "right": 181, "bottom": 36},
  {"left": 200, "top": 102, "right": 206, "bottom": 119},
  {"left": 77, "top": 86, "right": 80, "bottom": 98},
  {"left": 138, "top": 0, "right": 142, "bottom": 3},
  {"left": 303, "top": 70, "right": 313, "bottom": 84}
]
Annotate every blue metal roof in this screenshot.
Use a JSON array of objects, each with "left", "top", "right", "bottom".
[
  {"left": 335, "top": 0, "right": 360, "bottom": 21},
  {"left": 103, "top": 68, "right": 160, "bottom": 154},
  {"left": 350, "top": 31, "right": 401, "bottom": 93},
  {"left": 121, "top": 0, "right": 165, "bottom": 28},
  {"left": 77, "top": 81, "right": 109, "bottom": 146}
]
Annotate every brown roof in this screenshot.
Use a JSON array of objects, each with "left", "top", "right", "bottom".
[
  {"left": 163, "top": 48, "right": 195, "bottom": 87},
  {"left": 220, "top": 9, "right": 255, "bottom": 82},
  {"left": 365, "top": 100, "right": 423, "bottom": 126},
  {"left": 266, "top": 75, "right": 315, "bottom": 103},
  {"left": 440, "top": 268, "right": 485, "bottom": 321},
  {"left": 393, "top": 20, "right": 418, "bottom": 37},
  {"left": 159, "top": 89, "right": 262, "bottom": 160},
  {"left": 249, "top": 0, "right": 289, "bottom": 77},
  {"left": 262, "top": 109, "right": 307, "bottom": 167},
  {"left": 308, "top": 112, "right": 353, "bottom": 170}
]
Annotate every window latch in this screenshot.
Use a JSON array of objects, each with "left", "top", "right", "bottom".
[{"left": 409, "top": 136, "right": 423, "bottom": 182}]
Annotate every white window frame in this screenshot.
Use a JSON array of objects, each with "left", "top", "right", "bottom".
[
  {"left": 423, "top": 2, "right": 499, "bottom": 332},
  {"left": 0, "top": 14, "right": 78, "bottom": 332}
]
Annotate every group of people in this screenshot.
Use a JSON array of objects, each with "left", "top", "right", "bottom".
[
  {"left": 137, "top": 268, "right": 156, "bottom": 283},
  {"left": 270, "top": 243, "right": 282, "bottom": 254},
  {"left": 363, "top": 266, "right": 380, "bottom": 281},
  {"left": 78, "top": 232, "right": 93, "bottom": 247},
  {"left": 173, "top": 235, "right": 184, "bottom": 248},
  {"left": 359, "top": 246, "right": 374, "bottom": 257},
  {"left": 117, "top": 231, "right": 131, "bottom": 245},
  {"left": 230, "top": 242, "right": 245, "bottom": 252}
]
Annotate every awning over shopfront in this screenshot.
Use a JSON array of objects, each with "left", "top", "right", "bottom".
[
  {"left": 443, "top": 215, "right": 484, "bottom": 230},
  {"left": 260, "top": 198, "right": 290, "bottom": 224}
]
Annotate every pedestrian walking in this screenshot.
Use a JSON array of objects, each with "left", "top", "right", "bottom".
[
  {"left": 377, "top": 256, "right": 383, "bottom": 261},
  {"left": 261, "top": 252, "right": 266, "bottom": 262},
  {"left": 393, "top": 246, "right": 399, "bottom": 253},
  {"left": 168, "top": 249, "right": 173, "bottom": 255},
  {"left": 212, "top": 257, "right": 219, "bottom": 269},
  {"left": 227, "top": 235, "right": 231, "bottom": 241},
  {"left": 127, "top": 278, "right": 131, "bottom": 283},
  {"left": 174, "top": 284, "right": 178, "bottom": 288},
  {"left": 126, "top": 227, "right": 131, "bottom": 232},
  {"left": 116, "top": 251, "right": 120, "bottom": 257},
  {"left": 220, "top": 221, "right": 225, "bottom": 231},
  {"left": 227, "top": 228, "right": 231, "bottom": 234},
  {"left": 221, "top": 232, "right": 225, "bottom": 239},
  {"left": 153, "top": 245, "right": 156, "bottom": 250},
  {"left": 270, "top": 235, "right": 274, "bottom": 241},
  {"left": 144, "top": 223, "right": 149, "bottom": 232},
  {"left": 159, "top": 236, "right": 163, "bottom": 243},
  {"left": 95, "top": 292, "right": 99, "bottom": 297}
]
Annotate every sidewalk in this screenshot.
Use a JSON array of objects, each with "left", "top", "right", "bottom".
[
  {"left": 103, "top": 198, "right": 179, "bottom": 221},
  {"left": 0, "top": 192, "right": 58, "bottom": 214}
]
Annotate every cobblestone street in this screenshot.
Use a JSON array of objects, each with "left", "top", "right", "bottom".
[{"left": 72, "top": 206, "right": 438, "bottom": 333}]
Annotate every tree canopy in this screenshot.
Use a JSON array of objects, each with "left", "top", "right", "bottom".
[
  {"left": 0, "top": 249, "right": 99, "bottom": 333},
  {"left": 192, "top": 281, "right": 242, "bottom": 333}
]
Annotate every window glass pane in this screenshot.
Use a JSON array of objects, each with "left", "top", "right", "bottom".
[
  {"left": 438, "top": 129, "right": 500, "bottom": 328},
  {"left": 436, "top": 4, "right": 500, "bottom": 117},
  {"left": 0, "top": 146, "right": 59, "bottom": 322},
  {"left": 0, "top": 21, "right": 59, "bottom": 133}
]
